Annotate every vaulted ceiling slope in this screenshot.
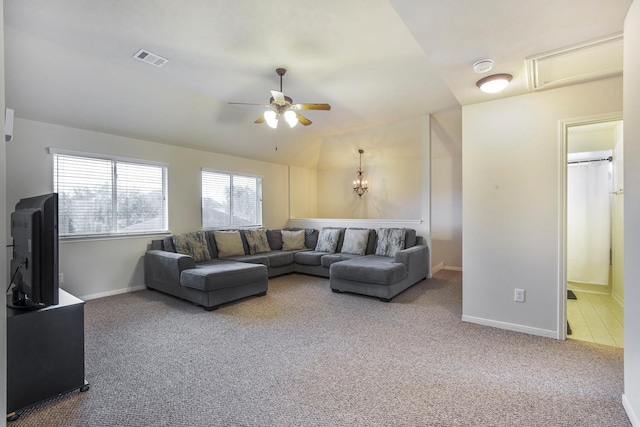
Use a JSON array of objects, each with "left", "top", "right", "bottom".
[{"left": 4, "top": 1, "right": 631, "bottom": 168}]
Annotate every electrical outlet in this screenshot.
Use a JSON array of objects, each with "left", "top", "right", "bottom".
[
  {"left": 514, "top": 288, "right": 525, "bottom": 302},
  {"left": 59, "top": 272, "right": 64, "bottom": 283}
]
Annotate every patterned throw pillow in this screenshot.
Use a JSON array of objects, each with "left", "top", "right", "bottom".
[
  {"left": 340, "top": 228, "right": 370, "bottom": 255},
  {"left": 375, "top": 228, "right": 406, "bottom": 257},
  {"left": 172, "top": 231, "right": 211, "bottom": 262},
  {"left": 213, "top": 231, "right": 246, "bottom": 258},
  {"left": 281, "top": 230, "right": 306, "bottom": 251},
  {"left": 315, "top": 228, "right": 342, "bottom": 253},
  {"left": 244, "top": 229, "right": 272, "bottom": 255}
]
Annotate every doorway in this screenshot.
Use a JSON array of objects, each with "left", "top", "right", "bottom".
[{"left": 561, "top": 115, "right": 624, "bottom": 347}]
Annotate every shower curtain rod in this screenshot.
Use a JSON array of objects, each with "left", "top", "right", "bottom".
[{"left": 567, "top": 156, "right": 612, "bottom": 165}]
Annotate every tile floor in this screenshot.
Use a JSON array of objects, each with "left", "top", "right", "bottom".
[{"left": 567, "top": 290, "right": 624, "bottom": 348}]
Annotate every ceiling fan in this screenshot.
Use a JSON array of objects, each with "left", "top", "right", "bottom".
[{"left": 229, "top": 68, "right": 331, "bottom": 128}]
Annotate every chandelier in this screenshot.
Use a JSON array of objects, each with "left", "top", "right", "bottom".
[{"left": 353, "top": 149, "right": 368, "bottom": 197}]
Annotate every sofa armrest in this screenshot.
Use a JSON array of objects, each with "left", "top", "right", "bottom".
[
  {"left": 394, "top": 245, "right": 429, "bottom": 285},
  {"left": 144, "top": 250, "right": 196, "bottom": 289}
]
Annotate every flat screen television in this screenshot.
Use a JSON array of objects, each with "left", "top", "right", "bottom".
[{"left": 8, "top": 193, "right": 59, "bottom": 310}]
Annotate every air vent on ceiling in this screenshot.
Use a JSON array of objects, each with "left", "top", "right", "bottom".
[
  {"left": 133, "top": 49, "right": 169, "bottom": 68},
  {"left": 525, "top": 34, "right": 623, "bottom": 91}
]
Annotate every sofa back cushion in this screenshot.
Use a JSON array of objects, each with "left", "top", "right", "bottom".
[
  {"left": 374, "top": 228, "right": 406, "bottom": 257},
  {"left": 213, "top": 230, "right": 246, "bottom": 258},
  {"left": 163, "top": 236, "right": 176, "bottom": 253},
  {"left": 266, "top": 229, "right": 283, "bottom": 250},
  {"left": 340, "top": 228, "right": 371, "bottom": 255},
  {"left": 282, "top": 229, "right": 306, "bottom": 250},
  {"left": 404, "top": 228, "right": 417, "bottom": 248},
  {"left": 243, "top": 229, "right": 272, "bottom": 255},
  {"left": 172, "top": 231, "right": 212, "bottom": 262}
]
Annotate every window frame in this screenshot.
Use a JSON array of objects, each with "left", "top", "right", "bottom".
[
  {"left": 49, "top": 148, "right": 169, "bottom": 239},
  {"left": 201, "top": 168, "right": 263, "bottom": 229}
]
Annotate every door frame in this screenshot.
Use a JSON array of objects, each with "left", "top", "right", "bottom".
[{"left": 558, "top": 111, "right": 622, "bottom": 339}]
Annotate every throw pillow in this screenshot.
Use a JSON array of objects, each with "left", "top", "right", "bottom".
[
  {"left": 375, "top": 228, "right": 406, "bottom": 257},
  {"left": 281, "top": 230, "right": 306, "bottom": 251},
  {"left": 172, "top": 231, "right": 211, "bottom": 262},
  {"left": 244, "top": 229, "right": 272, "bottom": 255},
  {"left": 340, "top": 228, "right": 370, "bottom": 255},
  {"left": 266, "top": 229, "right": 283, "bottom": 250},
  {"left": 213, "top": 231, "right": 245, "bottom": 258},
  {"left": 315, "top": 228, "right": 342, "bottom": 253}
]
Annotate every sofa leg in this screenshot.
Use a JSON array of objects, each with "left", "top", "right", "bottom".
[
  {"left": 331, "top": 289, "right": 341, "bottom": 293},
  {"left": 257, "top": 291, "right": 267, "bottom": 297},
  {"left": 204, "top": 305, "right": 219, "bottom": 311},
  {"left": 379, "top": 297, "right": 392, "bottom": 302}
]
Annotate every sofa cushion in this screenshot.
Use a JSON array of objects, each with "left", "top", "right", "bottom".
[
  {"left": 243, "top": 229, "right": 272, "bottom": 254},
  {"left": 213, "top": 231, "right": 245, "bottom": 258},
  {"left": 163, "top": 236, "right": 176, "bottom": 253},
  {"left": 282, "top": 230, "right": 306, "bottom": 250},
  {"left": 315, "top": 228, "right": 342, "bottom": 253},
  {"left": 266, "top": 229, "right": 283, "bottom": 250},
  {"left": 172, "top": 232, "right": 211, "bottom": 262},
  {"left": 181, "top": 261, "right": 267, "bottom": 292},
  {"left": 375, "top": 228, "right": 406, "bottom": 257},
  {"left": 294, "top": 251, "right": 326, "bottom": 266},
  {"left": 340, "top": 228, "right": 371, "bottom": 255},
  {"left": 265, "top": 250, "right": 295, "bottom": 267},
  {"left": 330, "top": 256, "right": 407, "bottom": 285},
  {"left": 404, "top": 228, "right": 417, "bottom": 248},
  {"left": 321, "top": 253, "right": 361, "bottom": 268}
]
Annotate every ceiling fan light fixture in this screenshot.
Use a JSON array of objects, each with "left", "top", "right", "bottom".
[
  {"left": 264, "top": 110, "right": 278, "bottom": 128},
  {"left": 476, "top": 73, "right": 512, "bottom": 93},
  {"left": 284, "top": 110, "right": 298, "bottom": 128}
]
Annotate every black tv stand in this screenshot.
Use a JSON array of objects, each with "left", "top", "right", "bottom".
[{"left": 6, "top": 289, "right": 89, "bottom": 421}]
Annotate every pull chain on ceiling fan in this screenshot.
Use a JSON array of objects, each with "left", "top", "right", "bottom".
[{"left": 229, "top": 68, "right": 331, "bottom": 128}]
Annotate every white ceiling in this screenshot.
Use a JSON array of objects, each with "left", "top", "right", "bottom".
[{"left": 4, "top": 1, "right": 632, "bottom": 169}]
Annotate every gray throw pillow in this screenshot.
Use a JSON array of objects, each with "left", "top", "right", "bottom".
[
  {"left": 172, "top": 231, "right": 211, "bottom": 262},
  {"left": 340, "top": 228, "right": 370, "bottom": 255},
  {"left": 375, "top": 228, "right": 406, "bottom": 257},
  {"left": 244, "top": 229, "right": 272, "bottom": 255},
  {"left": 282, "top": 230, "right": 306, "bottom": 250},
  {"left": 315, "top": 228, "right": 341, "bottom": 253},
  {"left": 213, "top": 231, "right": 245, "bottom": 257}
]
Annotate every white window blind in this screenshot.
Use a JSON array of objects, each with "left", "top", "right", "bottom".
[
  {"left": 202, "top": 170, "right": 262, "bottom": 228},
  {"left": 53, "top": 153, "right": 168, "bottom": 237}
]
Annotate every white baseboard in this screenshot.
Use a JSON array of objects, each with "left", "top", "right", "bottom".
[
  {"left": 80, "top": 284, "right": 147, "bottom": 301},
  {"left": 461, "top": 315, "right": 558, "bottom": 339},
  {"left": 431, "top": 263, "right": 462, "bottom": 274},
  {"left": 623, "top": 394, "right": 640, "bottom": 427},
  {"left": 432, "top": 262, "right": 444, "bottom": 274}
]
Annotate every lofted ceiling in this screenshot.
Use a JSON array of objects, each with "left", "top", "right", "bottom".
[{"left": 4, "top": 1, "right": 632, "bottom": 169}]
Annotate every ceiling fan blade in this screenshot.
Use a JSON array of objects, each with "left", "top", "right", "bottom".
[
  {"left": 296, "top": 113, "right": 312, "bottom": 126},
  {"left": 271, "top": 90, "right": 286, "bottom": 105},
  {"left": 294, "top": 103, "right": 331, "bottom": 111},
  {"left": 254, "top": 116, "right": 265, "bottom": 124},
  {"left": 229, "top": 102, "right": 272, "bottom": 108}
]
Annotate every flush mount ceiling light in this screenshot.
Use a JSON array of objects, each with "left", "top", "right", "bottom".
[{"left": 476, "top": 73, "right": 513, "bottom": 93}]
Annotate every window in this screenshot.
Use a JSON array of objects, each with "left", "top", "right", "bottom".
[
  {"left": 201, "top": 169, "right": 262, "bottom": 228},
  {"left": 52, "top": 151, "right": 168, "bottom": 237}
]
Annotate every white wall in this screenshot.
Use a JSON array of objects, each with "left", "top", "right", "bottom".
[
  {"left": 462, "top": 76, "right": 623, "bottom": 338},
  {"left": 431, "top": 108, "right": 462, "bottom": 270},
  {"left": 5, "top": 119, "right": 290, "bottom": 300},
  {"left": 1, "top": 0, "right": 8, "bottom": 423},
  {"left": 612, "top": 122, "right": 624, "bottom": 306},
  {"left": 623, "top": 1, "right": 640, "bottom": 424},
  {"left": 314, "top": 118, "right": 423, "bottom": 220}
]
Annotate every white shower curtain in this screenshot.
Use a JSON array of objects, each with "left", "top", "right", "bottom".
[{"left": 567, "top": 161, "right": 612, "bottom": 286}]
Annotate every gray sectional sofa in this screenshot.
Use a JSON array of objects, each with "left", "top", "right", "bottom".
[{"left": 144, "top": 226, "right": 429, "bottom": 310}]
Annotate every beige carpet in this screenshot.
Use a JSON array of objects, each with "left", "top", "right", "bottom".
[{"left": 10, "top": 270, "right": 630, "bottom": 426}]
